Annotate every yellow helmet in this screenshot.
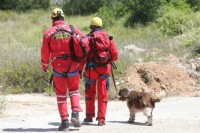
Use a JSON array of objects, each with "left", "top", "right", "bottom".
[
  {"left": 90, "top": 17, "right": 102, "bottom": 27},
  {"left": 51, "top": 8, "right": 65, "bottom": 19}
]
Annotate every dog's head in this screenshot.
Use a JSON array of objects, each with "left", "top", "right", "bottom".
[{"left": 117, "top": 88, "right": 130, "bottom": 101}]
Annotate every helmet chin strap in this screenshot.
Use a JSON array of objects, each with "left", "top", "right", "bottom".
[{"left": 90, "top": 25, "right": 102, "bottom": 30}]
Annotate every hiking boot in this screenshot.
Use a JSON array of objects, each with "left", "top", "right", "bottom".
[
  {"left": 71, "top": 112, "right": 81, "bottom": 127},
  {"left": 58, "top": 120, "right": 69, "bottom": 131},
  {"left": 83, "top": 118, "right": 93, "bottom": 122},
  {"left": 98, "top": 121, "right": 106, "bottom": 126}
]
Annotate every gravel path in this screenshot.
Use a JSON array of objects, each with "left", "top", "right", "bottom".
[{"left": 0, "top": 94, "right": 200, "bottom": 133}]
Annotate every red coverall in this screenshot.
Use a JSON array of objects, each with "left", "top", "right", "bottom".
[
  {"left": 80, "top": 29, "right": 118, "bottom": 123},
  {"left": 41, "top": 20, "right": 83, "bottom": 121}
]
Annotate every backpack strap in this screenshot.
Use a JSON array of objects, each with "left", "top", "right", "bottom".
[
  {"left": 69, "top": 25, "right": 75, "bottom": 61},
  {"left": 69, "top": 25, "right": 76, "bottom": 33},
  {"left": 53, "top": 25, "right": 66, "bottom": 32},
  {"left": 49, "top": 25, "right": 70, "bottom": 41}
]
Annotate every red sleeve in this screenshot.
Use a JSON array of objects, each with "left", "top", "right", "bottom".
[
  {"left": 110, "top": 40, "right": 118, "bottom": 61},
  {"left": 41, "top": 32, "right": 50, "bottom": 66}
]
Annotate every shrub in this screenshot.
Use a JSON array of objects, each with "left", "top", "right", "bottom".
[
  {"left": 112, "top": 0, "right": 133, "bottom": 19},
  {"left": 0, "top": 0, "right": 50, "bottom": 11},
  {"left": 163, "top": 0, "right": 191, "bottom": 11},
  {"left": 118, "top": 0, "right": 162, "bottom": 26},
  {"left": 0, "top": 64, "right": 52, "bottom": 93},
  {"left": 186, "top": 0, "right": 200, "bottom": 11},
  {"left": 32, "top": 0, "right": 50, "bottom": 9},
  {"left": 96, "top": 6, "right": 115, "bottom": 29},
  {"left": 62, "top": 0, "right": 106, "bottom": 15},
  {"left": 156, "top": 6, "right": 199, "bottom": 36}
]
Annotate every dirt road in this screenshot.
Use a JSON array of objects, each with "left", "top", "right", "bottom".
[{"left": 0, "top": 94, "right": 200, "bottom": 133}]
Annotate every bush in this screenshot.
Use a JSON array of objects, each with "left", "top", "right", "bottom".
[
  {"left": 62, "top": 0, "right": 106, "bottom": 15},
  {"left": 0, "top": 0, "right": 50, "bottom": 11},
  {"left": 118, "top": 0, "right": 162, "bottom": 26},
  {"left": 112, "top": 0, "right": 133, "bottom": 19},
  {"left": 163, "top": 0, "right": 191, "bottom": 10},
  {"left": 96, "top": 6, "right": 115, "bottom": 29},
  {"left": 186, "top": 0, "right": 200, "bottom": 11},
  {"left": 33, "top": 0, "right": 50, "bottom": 9},
  {"left": 0, "top": 64, "right": 52, "bottom": 93},
  {"left": 156, "top": 6, "right": 199, "bottom": 36}
]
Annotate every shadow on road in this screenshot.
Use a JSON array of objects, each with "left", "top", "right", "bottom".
[
  {"left": 108, "top": 121, "right": 147, "bottom": 126},
  {"left": 2, "top": 122, "right": 80, "bottom": 132},
  {"left": 2, "top": 128, "right": 58, "bottom": 132},
  {"left": 2, "top": 128, "right": 79, "bottom": 132}
]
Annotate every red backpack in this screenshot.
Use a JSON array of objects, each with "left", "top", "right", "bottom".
[
  {"left": 50, "top": 25, "right": 89, "bottom": 63},
  {"left": 69, "top": 25, "right": 89, "bottom": 63},
  {"left": 91, "top": 32, "right": 113, "bottom": 66}
]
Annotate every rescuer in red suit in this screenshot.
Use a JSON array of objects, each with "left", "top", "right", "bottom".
[
  {"left": 41, "top": 8, "right": 84, "bottom": 131},
  {"left": 79, "top": 17, "right": 119, "bottom": 126}
]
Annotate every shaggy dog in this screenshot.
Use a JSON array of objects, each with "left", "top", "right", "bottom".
[{"left": 117, "top": 88, "right": 161, "bottom": 126}]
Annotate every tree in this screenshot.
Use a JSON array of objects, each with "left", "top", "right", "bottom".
[
  {"left": 120, "top": 0, "right": 162, "bottom": 26},
  {"left": 0, "top": 0, "right": 50, "bottom": 11},
  {"left": 62, "top": 0, "right": 107, "bottom": 15}
]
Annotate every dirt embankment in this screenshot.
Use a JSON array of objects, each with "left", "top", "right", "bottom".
[{"left": 117, "top": 55, "right": 200, "bottom": 97}]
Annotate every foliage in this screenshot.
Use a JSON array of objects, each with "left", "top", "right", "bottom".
[
  {"left": 162, "top": 0, "right": 191, "bottom": 11},
  {"left": 0, "top": 0, "right": 50, "bottom": 11},
  {"left": 112, "top": 1, "right": 130, "bottom": 19},
  {"left": 62, "top": 0, "right": 106, "bottom": 15},
  {"left": 186, "top": 0, "right": 200, "bottom": 11},
  {"left": 156, "top": 6, "right": 200, "bottom": 36},
  {"left": 96, "top": 6, "right": 115, "bottom": 29},
  {"left": 98, "top": 0, "right": 164, "bottom": 27},
  {"left": 0, "top": 64, "right": 52, "bottom": 93},
  {"left": 32, "top": 0, "right": 50, "bottom": 9},
  {"left": 125, "top": 0, "right": 162, "bottom": 26}
]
